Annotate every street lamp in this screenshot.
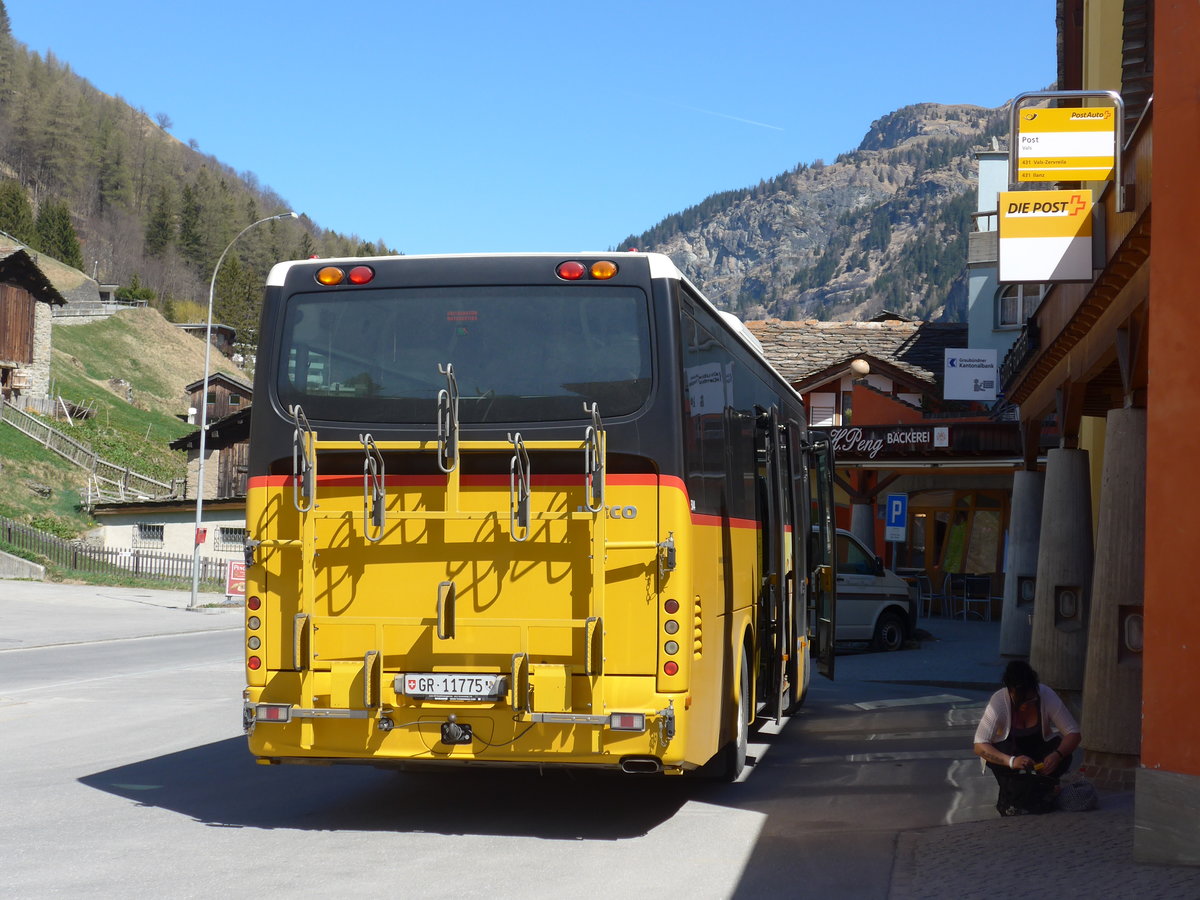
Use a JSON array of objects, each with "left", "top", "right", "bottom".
[{"left": 189, "top": 211, "right": 298, "bottom": 609}]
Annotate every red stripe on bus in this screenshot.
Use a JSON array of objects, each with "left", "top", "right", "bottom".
[{"left": 691, "top": 513, "right": 760, "bottom": 530}]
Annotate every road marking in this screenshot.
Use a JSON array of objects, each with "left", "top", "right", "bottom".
[
  {"left": 854, "top": 694, "right": 969, "bottom": 709},
  {"left": 780, "top": 748, "right": 977, "bottom": 765},
  {"left": 0, "top": 627, "right": 240, "bottom": 653}
]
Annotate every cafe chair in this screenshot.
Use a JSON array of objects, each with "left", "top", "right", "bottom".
[
  {"left": 915, "top": 574, "right": 946, "bottom": 618},
  {"left": 943, "top": 573, "right": 968, "bottom": 619},
  {"left": 962, "top": 574, "right": 994, "bottom": 621}
]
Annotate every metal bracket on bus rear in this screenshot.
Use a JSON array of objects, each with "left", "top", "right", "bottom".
[
  {"left": 290, "top": 404, "right": 316, "bottom": 513},
  {"left": 363, "top": 649, "right": 382, "bottom": 709},
  {"left": 583, "top": 402, "right": 606, "bottom": 513},
  {"left": 437, "top": 581, "right": 456, "bottom": 640},
  {"left": 585, "top": 616, "right": 602, "bottom": 676},
  {"left": 657, "top": 700, "right": 676, "bottom": 746},
  {"left": 436, "top": 363, "right": 459, "bottom": 474},
  {"left": 657, "top": 532, "right": 677, "bottom": 581},
  {"left": 508, "top": 432, "right": 531, "bottom": 542},
  {"left": 510, "top": 652, "right": 530, "bottom": 713},
  {"left": 293, "top": 613, "right": 311, "bottom": 670},
  {"left": 361, "top": 433, "right": 386, "bottom": 543}
]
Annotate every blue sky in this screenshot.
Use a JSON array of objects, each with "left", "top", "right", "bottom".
[{"left": 10, "top": 1, "right": 1056, "bottom": 255}]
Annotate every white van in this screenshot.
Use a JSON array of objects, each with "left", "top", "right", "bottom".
[{"left": 833, "top": 528, "right": 918, "bottom": 651}]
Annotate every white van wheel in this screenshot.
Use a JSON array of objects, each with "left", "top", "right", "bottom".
[{"left": 872, "top": 612, "right": 906, "bottom": 652}]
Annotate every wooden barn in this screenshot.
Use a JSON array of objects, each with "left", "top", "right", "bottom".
[{"left": 0, "top": 246, "right": 66, "bottom": 403}]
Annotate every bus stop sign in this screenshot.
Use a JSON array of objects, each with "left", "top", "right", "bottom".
[{"left": 885, "top": 493, "right": 908, "bottom": 543}]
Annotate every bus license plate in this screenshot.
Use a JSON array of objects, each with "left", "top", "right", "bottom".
[{"left": 398, "top": 673, "right": 507, "bottom": 701}]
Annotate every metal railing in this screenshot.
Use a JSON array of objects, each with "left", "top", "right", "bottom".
[{"left": 0, "top": 399, "right": 181, "bottom": 503}]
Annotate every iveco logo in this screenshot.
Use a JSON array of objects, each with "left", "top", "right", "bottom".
[{"left": 577, "top": 504, "right": 639, "bottom": 519}]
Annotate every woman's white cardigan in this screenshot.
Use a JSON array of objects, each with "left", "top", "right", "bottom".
[{"left": 973, "top": 683, "right": 1080, "bottom": 769}]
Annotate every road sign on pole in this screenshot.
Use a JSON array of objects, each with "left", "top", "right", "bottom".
[
  {"left": 885, "top": 493, "right": 908, "bottom": 543},
  {"left": 1016, "top": 106, "right": 1116, "bottom": 182}
]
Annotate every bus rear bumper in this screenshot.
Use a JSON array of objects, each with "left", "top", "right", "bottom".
[{"left": 243, "top": 683, "right": 691, "bottom": 773}]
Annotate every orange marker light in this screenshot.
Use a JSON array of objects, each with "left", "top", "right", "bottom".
[
  {"left": 556, "top": 261, "right": 586, "bottom": 281},
  {"left": 590, "top": 260, "right": 618, "bottom": 280},
  {"left": 316, "top": 266, "right": 345, "bottom": 285}
]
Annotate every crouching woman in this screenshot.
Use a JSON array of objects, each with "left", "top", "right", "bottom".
[{"left": 973, "top": 660, "right": 1081, "bottom": 816}]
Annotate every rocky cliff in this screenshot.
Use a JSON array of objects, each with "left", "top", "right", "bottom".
[{"left": 620, "top": 102, "right": 1009, "bottom": 322}]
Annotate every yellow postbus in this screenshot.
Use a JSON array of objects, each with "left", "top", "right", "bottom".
[{"left": 242, "top": 252, "right": 836, "bottom": 778}]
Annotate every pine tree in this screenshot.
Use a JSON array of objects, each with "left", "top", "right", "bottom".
[
  {"left": 92, "top": 114, "right": 132, "bottom": 215},
  {"left": 0, "top": 178, "right": 36, "bottom": 244},
  {"left": 144, "top": 185, "right": 174, "bottom": 257},
  {"left": 0, "top": 1, "right": 13, "bottom": 127},
  {"left": 177, "top": 183, "right": 204, "bottom": 268},
  {"left": 34, "top": 200, "right": 85, "bottom": 269},
  {"left": 295, "top": 232, "right": 318, "bottom": 259}
]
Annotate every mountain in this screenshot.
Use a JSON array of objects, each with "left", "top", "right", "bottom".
[{"left": 620, "top": 103, "right": 1008, "bottom": 322}]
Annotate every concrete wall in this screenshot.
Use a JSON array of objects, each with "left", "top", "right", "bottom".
[{"left": 0, "top": 549, "right": 45, "bottom": 580}]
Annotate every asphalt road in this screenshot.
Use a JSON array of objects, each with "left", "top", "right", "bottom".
[{"left": 0, "top": 588, "right": 1002, "bottom": 899}]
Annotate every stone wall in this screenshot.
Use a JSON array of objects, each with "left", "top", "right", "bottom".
[{"left": 29, "top": 301, "right": 53, "bottom": 397}]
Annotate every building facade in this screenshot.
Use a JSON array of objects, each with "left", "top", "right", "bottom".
[
  {"left": 749, "top": 318, "right": 1022, "bottom": 618},
  {"left": 996, "top": 0, "right": 1197, "bottom": 865}
]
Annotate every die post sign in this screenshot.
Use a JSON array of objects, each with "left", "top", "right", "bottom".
[{"left": 998, "top": 190, "right": 1094, "bottom": 283}]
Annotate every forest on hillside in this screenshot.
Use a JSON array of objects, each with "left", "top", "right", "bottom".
[{"left": 0, "top": 1, "right": 394, "bottom": 347}]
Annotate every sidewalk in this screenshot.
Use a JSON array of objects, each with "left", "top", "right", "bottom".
[
  {"left": 0, "top": 580, "right": 241, "bottom": 650},
  {"left": 854, "top": 616, "right": 1200, "bottom": 899}
]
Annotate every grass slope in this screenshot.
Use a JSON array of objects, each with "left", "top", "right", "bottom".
[{"left": 0, "top": 307, "right": 250, "bottom": 537}]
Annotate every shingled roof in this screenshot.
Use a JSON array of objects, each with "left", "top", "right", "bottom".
[
  {"left": 0, "top": 241, "right": 98, "bottom": 305},
  {"left": 746, "top": 319, "right": 968, "bottom": 390},
  {"left": 0, "top": 246, "right": 67, "bottom": 305}
]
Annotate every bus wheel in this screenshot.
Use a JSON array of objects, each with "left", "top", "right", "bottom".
[
  {"left": 783, "top": 644, "right": 810, "bottom": 715},
  {"left": 720, "top": 652, "right": 750, "bottom": 781},
  {"left": 872, "top": 612, "right": 906, "bottom": 652}
]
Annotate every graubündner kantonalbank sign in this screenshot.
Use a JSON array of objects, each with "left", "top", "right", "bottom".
[
  {"left": 998, "top": 189, "right": 1094, "bottom": 283},
  {"left": 944, "top": 349, "right": 997, "bottom": 401}
]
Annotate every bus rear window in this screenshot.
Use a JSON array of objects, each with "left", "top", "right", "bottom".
[{"left": 275, "top": 285, "right": 652, "bottom": 424}]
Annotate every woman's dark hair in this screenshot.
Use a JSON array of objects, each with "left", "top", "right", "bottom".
[{"left": 1002, "top": 660, "right": 1039, "bottom": 693}]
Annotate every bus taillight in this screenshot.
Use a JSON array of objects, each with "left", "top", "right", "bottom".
[
  {"left": 664, "top": 661, "right": 679, "bottom": 676},
  {"left": 248, "top": 656, "right": 262, "bottom": 670},
  {"left": 247, "top": 595, "right": 262, "bottom": 610},
  {"left": 556, "top": 261, "right": 586, "bottom": 281},
  {"left": 348, "top": 265, "right": 375, "bottom": 284}
]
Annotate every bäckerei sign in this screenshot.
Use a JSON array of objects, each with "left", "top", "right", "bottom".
[{"left": 830, "top": 426, "right": 941, "bottom": 460}]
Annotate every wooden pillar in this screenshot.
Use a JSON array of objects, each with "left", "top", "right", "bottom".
[
  {"left": 999, "top": 469, "right": 1044, "bottom": 657},
  {"left": 1081, "top": 407, "right": 1144, "bottom": 788},
  {"left": 1029, "top": 448, "right": 1092, "bottom": 714}
]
